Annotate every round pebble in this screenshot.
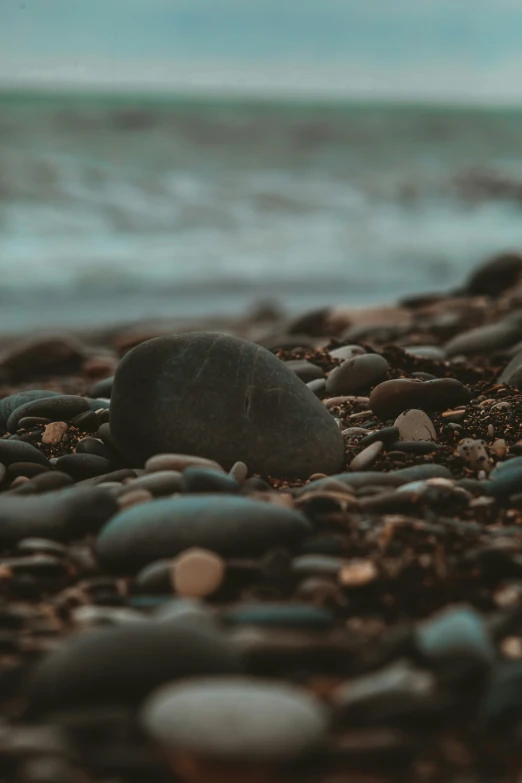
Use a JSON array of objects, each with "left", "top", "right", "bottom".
[
  {"left": 394, "top": 409, "right": 437, "bottom": 441},
  {"left": 172, "top": 548, "right": 226, "bottom": 597},
  {"left": 325, "top": 353, "right": 389, "bottom": 396}
]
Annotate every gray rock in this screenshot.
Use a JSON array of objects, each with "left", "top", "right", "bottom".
[
  {"left": 110, "top": 332, "right": 344, "bottom": 477},
  {"left": 141, "top": 678, "right": 328, "bottom": 762},
  {"left": 96, "top": 495, "right": 311, "bottom": 573},
  {"left": 0, "top": 390, "right": 60, "bottom": 433},
  {"left": 404, "top": 345, "right": 445, "bottom": 360},
  {"left": 284, "top": 360, "right": 324, "bottom": 383},
  {"left": 394, "top": 409, "right": 437, "bottom": 441},
  {"left": 6, "top": 395, "right": 91, "bottom": 433},
  {"left": 326, "top": 353, "right": 389, "bottom": 395},
  {"left": 349, "top": 441, "right": 383, "bottom": 471},
  {"left": 329, "top": 345, "right": 366, "bottom": 361},
  {"left": 499, "top": 348, "right": 522, "bottom": 388},
  {"left": 445, "top": 313, "right": 522, "bottom": 357}
]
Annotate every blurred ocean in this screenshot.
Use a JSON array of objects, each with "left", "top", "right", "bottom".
[{"left": 2, "top": 91, "right": 522, "bottom": 331}]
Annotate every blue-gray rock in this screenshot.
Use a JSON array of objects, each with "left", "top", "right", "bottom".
[
  {"left": 0, "top": 439, "right": 50, "bottom": 468},
  {"left": 97, "top": 495, "right": 311, "bottom": 573},
  {"left": 110, "top": 332, "right": 345, "bottom": 477},
  {"left": 222, "top": 603, "right": 333, "bottom": 630},
  {"left": 326, "top": 353, "right": 389, "bottom": 395},
  {"left": 0, "top": 390, "right": 60, "bottom": 433},
  {"left": 6, "top": 395, "right": 90, "bottom": 433}
]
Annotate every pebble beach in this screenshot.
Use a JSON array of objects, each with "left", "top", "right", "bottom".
[{"left": 4, "top": 251, "right": 522, "bottom": 782}]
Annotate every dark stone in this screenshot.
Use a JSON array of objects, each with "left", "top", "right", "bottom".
[
  {"left": 16, "top": 538, "right": 68, "bottom": 557},
  {"left": 121, "top": 471, "right": 183, "bottom": 497},
  {"left": 6, "top": 396, "right": 91, "bottom": 433},
  {"left": 390, "top": 440, "right": 440, "bottom": 455},
  {"left": 110, "top": 333, "right": 344, "bottom": 477},
  {"left": 90, "top": 376, "right": 114, "bottom": 398},
  {"left": 462, "top": 252, "right": 522, "bottom": 297},
  {"left": 134, "top": 559, "right": 173, "bottom": 593},
  {"left": 307, "top": 378, "right": 326, "bottom": 397},
  {"left": 284, "top": 360, "right": 324, "bottom": 383},
  {"left": 445, "top": 314, "right": 522, "bottom": 357},
  {"left": 298, "top": 464, "right": 452, "bottom": 494},
  {"left": 481, "top": 660, "right": 522, "bottom": 730},
  {"left": 71, "top": 411, "right": 100, "bottom": 432},
  {"left": 0, "top": 440, "right": 50, "bottom": 468},
  {"left": 76, "top": 437, "right": 109, "bottom": 459},
  {"left": 222, "top": 603, "right": 333, "bottom": 630},
  {"left": 30, "top": 471, "right": 74, "bottom": 493},
  {"left": 25, "top": 623, "right": 240, "bottom": 716},
  {"left": 0, "top": 487, "right": 117, "bottom": 544},
  {"left": 360, "top": 427, "right": 399, "bottom": 448},
  {"left": 499, "top": 348, "right": 522, "bottom": 388},
  {"left": 17, "top": 417, "right": 52, "bottom": 429},
  {"left": 141, "top": 678, "right": 327, "bottom": 762},
  {"left": 7, "top": 462, "right": 51, "bottom": 479},
  {"left": 97, "top": 495, "right": 311, "bottom": 573},
  {"left": 181, "top": 467, "right": 240, "bottom": 494},
  {"left": 326, "top": 354, "right": 389, "bottom": 395},
  {"left": 0, "top": 336, "right": 86, "bottom": 379},
  {"left": 369, "top": 378, "right": 471, "bottom": 421},
  {"left": 55, "top": 454, "right": 112, "bottom": 481},
  {"left": 0, "top": 390, "right": 60, "bottom": 433}
]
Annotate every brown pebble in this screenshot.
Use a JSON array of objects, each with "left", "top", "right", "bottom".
[
  {"left": 491, "top": 439, "right": 507, "bottom": 458},
  {"left": 118, "top": 488, "right": 154, "bottom": 510},
  {"left": 41, "top": 421, "right": 69, "bottom": 445},
  {"left": 339, "top": 560, "right": 378, "bottom": 587},
  {"left": 370, "top": 378, "right": 471, "bottom": 421},
  {"left": 171, "top": 547, "right": 226, "bottom": 598},
  {"left": 145, "top": 453, "right": 225, "bottom": 474}
]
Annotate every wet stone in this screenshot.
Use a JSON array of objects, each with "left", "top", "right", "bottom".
[
  {"left": 141, "top": 678, "right": 328, "bottom": 762},
  {"left": 6, "top": 395, "right": 91, "bottom": 433},
  {"left": 97, "top": 495, "right": 311, "bottom": 573},
  {"left": 394, "top": 409, "right": 437, "bottom": 441},
  {"left": 370, "top": 378, "right": 471, "bottom": 421},
  {"left": 110, "top": 332, "right": 345, "bottom": 477},
  {"left": 26, "top": 623, "right": 240, "bottom": 715},
  {"left": 325, "top": 353, "right": 390, "bottom": 396}
]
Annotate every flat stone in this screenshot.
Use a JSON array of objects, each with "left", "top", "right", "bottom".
[
  {"left": 181, "top": 467, "right": 239, "bottom": 494},
  {"left": 26, "top": 623, "right": 240, "bottom": 715},
  {"left": 6, "top": 395, "right": 91, "bottom": 433},
  {"left": 394, "top": 410, "right": 437, "bottom": 441},
  {"left": 0, "top": 440, "right": 50, "bottom": 468},
  {"left": 41, "top": 421, "right": 68, "bottom": 445},
  {"left": 110, "top": 333, "right": 345, "bottom": 478},
  {"left": 55, "top": 454, "right": 112, "bottom": 480},
  {"left": 350, "top": 441, "right": 383, "bottom": 471},
  {"left": 326, "top": 353, "right": 389, "bottom": 396},
  {"left": 141, "top": 678, "right": 328, "bottom": 762},
  {"left": 145, "top": 453, "right": 224, "bottom": 474},
  {"left": 403, "top": 345, "right": 445, "bottom": 360},
  {"left": 0, "top": 391, "right": 60, "bottom": 433},
  {"left": 445, "top": 314, "right": 522, "bottom": 357},
  {"left": 329, "top": 345, "right": 366, "bottom": 361},
  {"left": 222, "top": 603, "right": 333, "bottom": 630},
  {"left": 370, "top": 378, "right": 471, "bottom": 421},
  {"left": 0, "top": 486, "right": 117, "bottom": 544},
  {"left": 121, "top": 470, "right": 184, "bottom": 497},
  {"left": 284, "top": 360, "right": 324, "bottom": 383},
  {"left": 172, "top": 548, "right": 226, "bottom": 597},
  {"left": 96, "top": 495, "right": 311, "bottom": 573}
]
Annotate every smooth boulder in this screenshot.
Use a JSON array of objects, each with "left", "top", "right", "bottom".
[
  {"left": 97, "top": 495, "right": 311, "bottom": 573},
  {"left": 110, "top": 332, "right": 344, "bottom": 477}
]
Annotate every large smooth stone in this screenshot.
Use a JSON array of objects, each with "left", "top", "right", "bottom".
[
  {"left": 110, "top": 333, "right": 345, "bottom": 477},
  {"left": 141, "top": 678, "right": 328, "bottom": 762},
  {"left": 445, "top": 314, "right": 522, "bottom": 357},
  {"left": 370, "top": 378, "right": 471, "bottom": 420},
  {"left": 26, "top": 623, "right": 239, "bottom": 716},
  {"left": 0, "top": 440, "right": 50, "bottom": 468},
  {"left": 6, "top": 395, "right": 91, "bottom": 432},
  {"left": 325, "top": 353, "right": 389, "bottom": 395},
  {"left": 97, "top": 495, "right": 311, "bottom": 573}
]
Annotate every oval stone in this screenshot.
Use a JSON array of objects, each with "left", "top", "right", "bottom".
[
  {"left": 110, "top": 333, "right": 344, "bottom": 477},
  {"left": 370, "top": 378, "right": 471, "bottom": 421},
  {"left": 326, "top": 353, "right": 389, "bottom": 396},
  {"left": 6, "top": 395, "right": 91, "bottom": 433},
  {"left": 0, "top": 390, "right": 60, "bottom": 433},
  {"left": 96, "top": 495, "right": 311, "bottom": 573},
  {"left": 26, "top": 624, "right": 240, "bottom": 716},
  {"left": 141, "top": 678, "right": 328, "bottom": 762},
  {"left": 394, "top": 409, "right": 437, "bottom": 441}
]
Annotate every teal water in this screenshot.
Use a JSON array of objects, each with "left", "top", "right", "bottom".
[{"left": 1, "top": 91, "right": 522, "bottom": 331}]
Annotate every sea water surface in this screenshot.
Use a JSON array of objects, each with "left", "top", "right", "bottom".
[{"left": 1, "top": 91, "right": 522, "bottom": 331}]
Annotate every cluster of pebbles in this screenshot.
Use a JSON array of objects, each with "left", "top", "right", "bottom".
[{"left": 5, "top": 254, "right": 522, "bottom": 782}]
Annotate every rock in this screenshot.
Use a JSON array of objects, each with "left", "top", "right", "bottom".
[
  {"left": 121, "top": 470, "right": 183, "bottom": 497},
  {"left": 154, "top": 597, "right": 217, "bottom": 629},
  {"left": 75, "top": 437, "right": 109, "bottom": 459},
  {"left": 172, "top": 548, "right": 226, "bottom": 597},
  {"left": 325, "top": 354, "right": 389, "bottom": 396},
  {"left": 71, "top": 411, "right": 100, "bottom": 432},
  {"left": 329, "top": 345, "right": 366, "bottom": 361},
  {"left": 96, "top": 495, "right": 311, "bottom": 573},
  {"left": 26, "top": 623, "right": 240, "bottom": 715},
  {"left": 55, "top": 454, "right": 112, "bottom": 480},
  {"left": 403, "top": 345, "right": 445, "bottom": 360},
  {"left": 394, "top": 410, "right": 437, "bottom": 441},
  {"left": 118, "top": 488, "right": 153, "bottom": 510},
  {"left": 145, "top": 453, "right": 224, "bottom": 474},
  {"left": 481, "top": 660, "right": 522, "bottom": 730},
  {"left": 445, "top": 314, "right": 522, "bottom": 357},
  {"left": 18, "top": 416, "right": 52, "bottom": 429},
  {"left": 456, "top": 439, "right": 492, "bottom": 473},
  {"left": 415, "top": 606, "right": 495, "bottom": 686},
  {"left": 391, "top": 441, "right": 439, "bottom": 455},
  {"left": 350, "top": 441, "right": 383, "bottom": 471},
  {"left": 141, "top": 678, "right": 328, "bottom": 762},
  {"left": 486, "top": 458, "right": 522, "bottom": 498},
  {"left": 0, "top": 336, "right": 86, "bottom": 379},
  {"left": 7, "top": 462, "right": 50, "bottom": 479},
  {"left": 110, "top": 333, "right": 345, "bottom": 478},
  {"left": 0, "top": 440, "right": 50, "bottom": 468},
  {"left": 6, "top": 396, "right": 91, "bottom": 433},
  {"left": 90, "top": 376, "right": 114, "bottom": 398},
  {"left": 0, "top": 487, "right": 117, "bottom": 544},
  {"left": 360, "top": 427, "right": 399, "bottom": 448},
  {"left": 41, "top": 422, "right": 68, "bottom": 445},
  {"left": 222, "top": 603, "right": 333, "bottom": 630},
  {"left": 284, "top": 360, "right": 324, "bottom": 383},
  {"left": 181, "top": 467, "right": 240, "bottom": 494},
  {"left": 229, "top": 460, "right": 248, "bottom": 483},
  {"left": 370, "top": 378, "right": 471, "bottom": 421},
  {"left": 307, "top": 378, "right": 326, "bottom": 397},
  {"left": 0, "top": 391, "right": 60, "bottom": 433},
  {"left": 499, "top": 348, "right": 522, "bottom": 388},
  {"left": 462, "top": 252, "right": 522, "bottom": 296}
]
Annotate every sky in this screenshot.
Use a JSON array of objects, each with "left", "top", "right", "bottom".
[{"left": 3, "top": 0, "right": 522, "bottom": 102}]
